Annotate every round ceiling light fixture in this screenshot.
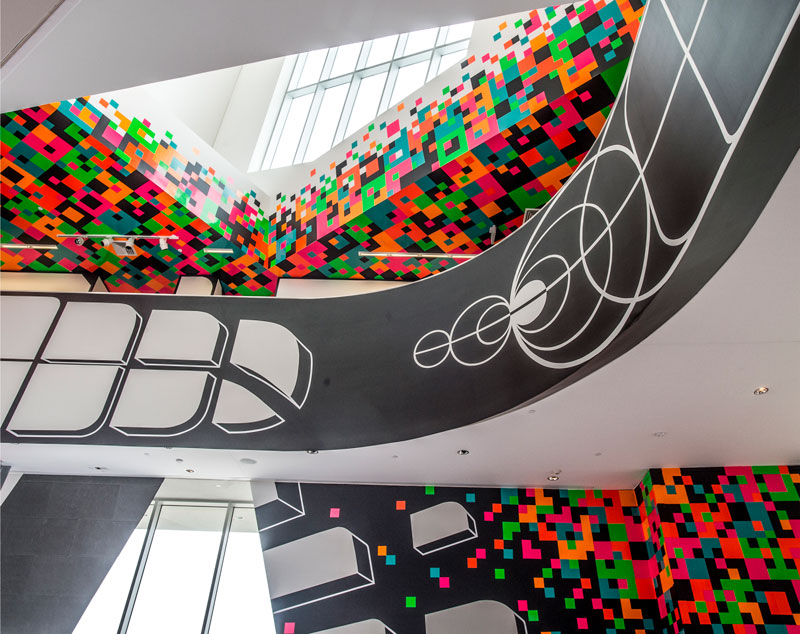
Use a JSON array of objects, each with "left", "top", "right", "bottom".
[
  {"left": 185, "top": 469, "right": 195, "bottom": 473},
  {"left": 547, "top": 474, "right": 560, "bottom": 482},
  {"left": 653, "top": 431, "right": 667, "bottom": 438},
  {"left": 457, "top": 449, "right": 470, "bottom": 456},
  {"left": 306, "top": 449, "right": 319, "bottom": 455},
  {"left": 240, "top": 458, "right": 257, "bottom": 465},
  {"left": 753, "top": 386, "right": 769, "bottom": 396}
]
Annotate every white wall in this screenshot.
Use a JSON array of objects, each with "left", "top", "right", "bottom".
[
  {"left": 142, "top": 67, "right": 243, "bottom": 148},
  {"left": 277, "top": 278, "right": 407, "bottom": 299},
  {"left": 214, "top": 58, "right": 286, "bottom": 173},
  {"left": 0, "top": 272, "right": 91, "bottom": 293}
]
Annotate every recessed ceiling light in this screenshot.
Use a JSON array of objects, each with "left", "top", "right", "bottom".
[
  {"left": 457, "top": 449, "right": 470, "bottom": 456},
  {"left": 175, "top": 458, "right": 184, "bottom": 463},
  {"left": 653, "top": 431, "right": 667, "bottom": 438},
  {"left": 753, "top": 386, "right": 769, "bottom": 396},
  {"left": 547, "top": 475, "right": 559, "bottom": 482},
  {"left": 240, "top": 458, "right": 257, "bottom": 464},
  {"left": 306, "top": 449, "right": 319, "bottom": 455},
  {"left": 185, "top": 469, "right": 195, "bottom": 473}
]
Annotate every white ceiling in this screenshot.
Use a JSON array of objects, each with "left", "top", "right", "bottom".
[
  {"left": 0, "top": 0, "right": 544, "bottom": 112},
  {"left": 5, "top": 152, "right": 798, "bottom": 490}
]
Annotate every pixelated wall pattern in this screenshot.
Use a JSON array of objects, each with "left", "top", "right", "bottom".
[
  {"left": 0, "top": 99, "right": 277, "bottom": 295},
  {"left": 1, "top": 0, "right": 642, "bottom": 293},
  {"left": 259, "top": 480, "right": 659, "bottom": 633},
  {"left": 641, "top": 466, "right": 800, "bottom": 633},
  {"left": 269, "top": 0, "right": 644, "bottom": 281},
  {"left": 256, "top": 467, "right": 799, "bottom": 634}
]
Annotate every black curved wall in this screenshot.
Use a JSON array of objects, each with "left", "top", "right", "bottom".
[{"left": 1, "top": 1, "right": 798, "bottom": 451}]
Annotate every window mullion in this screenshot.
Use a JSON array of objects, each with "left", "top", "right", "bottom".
[
  {"left": 288, "top": 52, "right": 307, "bottom": 90},
  {"left": 427, "top": 50, "right": 440, "bottom": 82},
  {"left": 263, "top": 97, "right": 294, "bottom": 169},
  {"left": 200, "top": 503, "right": 235, "bottom": 634},
  {"left": 334, "top": 75, "right": 359, "bottom": 146},
  {"left": 379, "top": 62, "right": 399, "bottom": 114},
  {"left": 320, "top": 47, "right": 337, "bottom": 81},
  {"left": 436, "top": 26, "right": 448, "bottom": 47},
  {"left": 117, "top": 501, "right": 162, "bottom": 634},
  {"left": 395, "top": 33, "right": 409, "bottom": 58},
  {"left": 357, "top": 41, "right": 372, "bottom": 69},
  {"left": 295, "top": 84, "right": 326, "bottom": 164}
]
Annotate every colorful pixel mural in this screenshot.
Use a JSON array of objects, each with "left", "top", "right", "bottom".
[
  {"left": 641, "top": 466, "right": 800, "bottom": 633},
  {"left": 1, "top": 0, "right": 643, "bottom": 294},
  {"left": 255, "top": 467, "right": 800, "bottom": 634},
  {"left": 269, "top": 0, "right": 644, "bottom": 281},
  {"left": 0, "top": 99, "right": 277, "bottom": 294}
]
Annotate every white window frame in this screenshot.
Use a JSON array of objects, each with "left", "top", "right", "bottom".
[{"left": 258, "top": 22, "right": 473, "bottom": 170}]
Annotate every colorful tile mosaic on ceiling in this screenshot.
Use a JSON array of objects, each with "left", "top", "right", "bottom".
[
  {"left": 1, "top": 0, "right": 643, "bottom": 294},
  {"left": 255, "top": 467, "right": 800, "bottom": 634}
]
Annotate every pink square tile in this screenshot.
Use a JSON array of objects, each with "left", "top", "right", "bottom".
[{"left": 330, "top": 508, "right": 340, "bottom": 518}]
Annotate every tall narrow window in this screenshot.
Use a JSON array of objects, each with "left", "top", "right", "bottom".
[
  {"left": 74, "top": 501, "right": 275, "bottom": 634},
  {"left": 208, "top": 508, "right": 275, "bottom": 633},
  {"left": 258, "top": 21, "right": 473, "bottom": 169},
  {"left": 126, "top": 505, "right": 228, "bottom": 634}
]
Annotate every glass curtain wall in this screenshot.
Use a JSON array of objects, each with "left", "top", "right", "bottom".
[{"left": 73, "top": 503, "right": 274, "bottom": 634}]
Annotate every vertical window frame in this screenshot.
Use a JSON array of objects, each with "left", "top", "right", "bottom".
[{"left": 114, "top": 500, "right": 266, "bottom": 634}]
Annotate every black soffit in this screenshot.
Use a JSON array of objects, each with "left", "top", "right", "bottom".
[{"left": 1, "top": 2, "right": 799, "bottom": 451}]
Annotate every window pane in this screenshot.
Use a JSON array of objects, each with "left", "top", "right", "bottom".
[
  {"left": 346, "top": 72, "right": 388, "bottom": 136},
  {"left": 445, "top": 21, "right": 474, "bottom": 44},
  {"left": 296, "top": 49, "right": 328, "bottom": 88},
  {"left": 73, "top": 509, "right": 151, "bottom": 634},
  {"left": 404, "top": 27, "right": 438, "bottom": 55},
  {"left": 331, "top": 42, "right": 361, "bottom": 77},
  {"left": 391, "top": 59, "right": 430, "bottom": 106},
  {"left": 126, "top": 505, "right": 227, "bottom": 634},
  {"left": 367, "top": 34, "right": 398, "bottom": 66},
  {"left": 208, "top": 508, "right": 276, "bottom": 634},
  {"left": 437, "top": 47, "right": 468, "bottom": 74},
  {"left": 271, "top": 93, "right": 314, "bottom": 168},
  {"left": 304, "top": 83, "right": 350, "bottom": 161}
]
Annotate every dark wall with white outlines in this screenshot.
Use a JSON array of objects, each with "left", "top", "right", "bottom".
[{"left": 0, "top": 474, "right": 161, "bottom": 634}]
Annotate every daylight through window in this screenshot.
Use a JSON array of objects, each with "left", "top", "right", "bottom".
[{"left": 260, "top": 22, "right": 474, "bottom": 169}]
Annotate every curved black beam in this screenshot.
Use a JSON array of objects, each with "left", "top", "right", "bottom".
[{"left": 1, "top": 0, "right": 798, "bottom": 450}]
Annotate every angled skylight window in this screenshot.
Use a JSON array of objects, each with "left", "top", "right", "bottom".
[{"left": 258, "top": 22, "right": 473, "bottom": 169}]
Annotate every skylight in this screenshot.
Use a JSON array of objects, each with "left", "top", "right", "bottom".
[{"left": 258, "top": 22, "right": 474, "bottom": 169}]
